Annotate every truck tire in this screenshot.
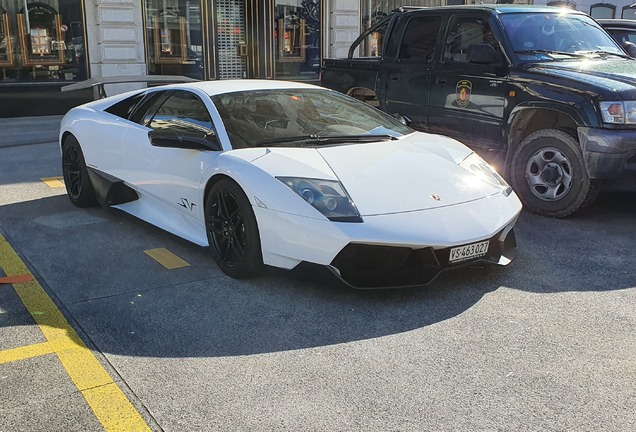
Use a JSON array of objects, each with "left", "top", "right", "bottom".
[{"left": 508, "top": 129, "right": 601, "bottom": 218}]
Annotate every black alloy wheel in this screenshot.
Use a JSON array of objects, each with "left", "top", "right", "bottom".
[
  {"left": 205, "top": 178, "right": 263, "bottom": 278},
  {"left": 62, "top": 135, "right": 97, "bottom": 207}
]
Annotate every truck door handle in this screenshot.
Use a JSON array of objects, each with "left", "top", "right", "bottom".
[
  {"left": 389, "top": 74, "right": 399, "bottom": 81},
  {"left": 436, "top": 78, "right": 447, "bottom": 85}
]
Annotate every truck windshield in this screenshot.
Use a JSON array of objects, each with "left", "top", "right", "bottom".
[
  {"left": 211, "top": 89, "right": 412, "bottom": 149},
  {"left": 501, "top": 12, "right": 623, "bottom": 59}
]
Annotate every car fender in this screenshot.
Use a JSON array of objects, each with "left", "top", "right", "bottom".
[{"left": 199, "top": 152, "right": 329, "bottom": 222}]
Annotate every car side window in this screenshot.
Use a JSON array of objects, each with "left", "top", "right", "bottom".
[
  {"left": 105, "top": 93, "right": 145, "bottom": 119},
  {"left": 129, "top": 91, "right": 171, "bottom": 125},
  {"left": 147, "top": 90, "right": 217, "bottom": 144},
  {"left": 398, "top": 16, "right": 443, "bottom": 62},
  {"left": 444, "top": 16, "right": 500, "bottom": 63}
]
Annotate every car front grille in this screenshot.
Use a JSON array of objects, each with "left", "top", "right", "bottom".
[{"left": 329, "top": 244, "right": 442, "bottom": 289}]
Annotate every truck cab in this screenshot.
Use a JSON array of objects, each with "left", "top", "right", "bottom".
[{"left": 322, "top": 6, "right": 636, "bottom": 217}]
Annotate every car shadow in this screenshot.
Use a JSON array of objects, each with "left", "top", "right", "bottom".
[{"left": 0, "top": 188, "right": 634, "bottom": 358}]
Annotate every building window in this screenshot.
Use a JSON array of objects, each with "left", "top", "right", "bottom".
[
  {"left": 144, "top": 0, "right": 204, "bottom": 80},
  {"left": 547, "top": 1, "right": 577, "bottom": 8},
  {"left": 590, "top": 3, "right": 616, "bottom": 19},
  {"left": 0, "top": 0, "right": 87, "bottom": 82},
  {"left": 274, "top": 0, "right": 321, "bottom": 82},
  {"left": 623, "top": 4, "right": 636, "bottom": 19}
]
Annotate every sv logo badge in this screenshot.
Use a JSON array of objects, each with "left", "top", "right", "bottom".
[{"left": 178, "top": 198, "right": 196, "bottom": 211}]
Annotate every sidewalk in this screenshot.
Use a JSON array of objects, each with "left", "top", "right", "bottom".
[{"left": 0, "top": 116, "right": 63, "bottom": 148}]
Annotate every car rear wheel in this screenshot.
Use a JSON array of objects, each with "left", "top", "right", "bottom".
[
  {"left": 508, "top": 129, "right": 601, "bottom": 218},
  {"left": 205, "top": 178, "right": 264, "bottom": 278},
  {"left": 62, "top": 135, "right": 97, "bottom": 207}
]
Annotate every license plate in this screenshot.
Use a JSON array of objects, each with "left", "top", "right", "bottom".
[{"left": 449, "top": 240, "right": 489, "bottom": 264}]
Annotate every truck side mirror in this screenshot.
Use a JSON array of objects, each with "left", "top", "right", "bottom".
[
  {"left": 467, "top": 44, "right": 499, "bottom": 64},
  {"left": 623, "top": 41, "right": 636, "bottom": 58}
]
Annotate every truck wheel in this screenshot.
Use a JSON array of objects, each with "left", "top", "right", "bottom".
[{"left": 508, "top": 129, "right": 601, "bottom": 218}]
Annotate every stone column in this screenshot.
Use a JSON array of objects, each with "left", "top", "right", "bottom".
[
  {"left": 327, "top": 0, "right": 361, "bottom": 59},
  {"left": 84, "top": 0, "right": 147, "bottom": 95}
]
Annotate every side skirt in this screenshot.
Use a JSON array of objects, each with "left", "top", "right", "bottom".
[{"left": 86, "top": 168, "right": 139, "bottom": 207}]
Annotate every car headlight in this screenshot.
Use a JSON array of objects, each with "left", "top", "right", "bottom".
[
  {"left": 277, "top": 177, "right": 362, "bottom": 222},
  {"left": 599, "top": 101, "right": 636, "bottom": 124},
  {"left": 459, "top": 153, "right": 512, "bottom": 196}
]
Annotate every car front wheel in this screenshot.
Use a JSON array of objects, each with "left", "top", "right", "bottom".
[
  {"left": 62, "top": 135, "right": 97, "bottom": 207},
  {"left": 205, "top": 178, "right": 264, "bottom": 278},
  {"left": 509, "top": 129, "right": 601, "bottom": 218}
]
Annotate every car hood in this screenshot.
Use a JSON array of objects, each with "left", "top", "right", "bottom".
[
  {"left": 527, "top": 59, "right": 636, "bottom": 91},
  {"left": 240, "top": 134, "right": 503, "bottom": 215}
]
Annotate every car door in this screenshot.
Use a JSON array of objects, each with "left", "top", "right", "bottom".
[
  {"left": 381, "top": 13, "right": 445, "bottom": 131},
  {"left": 428, "top": 14, "right": 507, "bottom": 152},
  {"left": 121, "top": 89, "right": 222, "bottom": 219}
]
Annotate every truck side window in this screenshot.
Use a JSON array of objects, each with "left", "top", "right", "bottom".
[
  {"left": 361, "top": 20, "right": 388, "bottom": 57},
  {"left": 444, "top": 17, "right": 499, "bottom": 63},
  {"left": 398, "top": 16, "right": 443, "bottom": 62}
]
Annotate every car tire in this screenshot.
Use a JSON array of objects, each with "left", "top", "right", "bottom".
[
  {"left": 62, "top": 135, "right": 97, "bottom": 207},
  {"left": 508, "top": 129, "right": 601, "bottom": 218},
  {"left": 205, "top": 178, "right": 264, "bottom": 278}
]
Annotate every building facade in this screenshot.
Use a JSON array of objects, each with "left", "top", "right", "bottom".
[{"left": 0, "top": 0, "right": 631, "bottom": 117}]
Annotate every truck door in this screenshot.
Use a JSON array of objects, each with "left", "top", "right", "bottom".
[
  {"left": 429, "top": 14, "right": 507, "bottom": 153},
  {"left": 381, "top": 14, "right": 444, "bottom": 131}
]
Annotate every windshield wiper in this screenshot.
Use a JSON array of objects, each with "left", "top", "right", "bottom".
[
  {"left": 514, "top": 49, "right": 585, "bottom": 58},
  {"left": 574, "top": 50, "right": 632, "bottom": 59},
  {"left": 255, "top": 134, "right": 398, "bottom": 147}
]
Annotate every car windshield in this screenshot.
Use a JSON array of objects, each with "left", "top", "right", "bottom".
[
  {"left": 501, "top": 12, "right": 623, "bottom": 60},
  {"left": 210, "top": 89, "right": 412, "bottom": 149}
]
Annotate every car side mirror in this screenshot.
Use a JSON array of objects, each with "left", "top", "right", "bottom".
[
  {"left": 623, "top": 41, "right": 636, "bottom": 58},
  {"left": 467, "top": 44, "right": 499, "bottom": 64},
  {"left": 148, "top": 129, "right": 222, "bottom": 151},
  {"left": 392, "top": 113, "right": 412, "bottom": 126}
]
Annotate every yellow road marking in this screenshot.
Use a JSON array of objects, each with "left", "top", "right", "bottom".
[
  {"left": 0, "top": 342, "right": 55, "bottom": 365},
  {"left": 0, "top": 235, "right": 151, "bottom": 432},
  {"left": 144, "top": 248, "right": 190, "bottom": 269},
  {"left": 40, "top": 177, "right": 65, "bottom": 188}
]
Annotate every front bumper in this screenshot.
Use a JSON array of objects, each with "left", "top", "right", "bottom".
[
  {"left": 578, "top": 127, "right": 636, "bottom": 179},
  {"left": 328, "top": 225, "right": 517, "bottom": 289}
]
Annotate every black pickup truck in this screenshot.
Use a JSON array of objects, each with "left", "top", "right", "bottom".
[{"left": 321, "top": 5, "right": 636, "bottom": 217}]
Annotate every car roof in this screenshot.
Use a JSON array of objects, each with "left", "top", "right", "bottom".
[
  {"left": 396, "top": 4, "right": 588, "bottom": 16},
  {"left": 597, "top": 18, "right": 636, "bottom": 29},
  {"left": 171, "top": 79, "right": 320, "bottom": 97}
]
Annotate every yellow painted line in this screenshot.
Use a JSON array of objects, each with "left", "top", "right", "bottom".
[
  {"left": 40, "top": 177, "right": 65, "bottom": 188},
  {"left": 0, "top": 235, "right": 151, "bottom": 432},
  {"left": 0, "top": 342, "right": 55, "bottom": 365},
  {"left": 144, "top": 248, "right": 190, "bottom": 269}
]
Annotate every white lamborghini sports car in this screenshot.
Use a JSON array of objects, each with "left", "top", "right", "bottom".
[{"left": 60, "top": 80, "right": 522, "bottom": 288}]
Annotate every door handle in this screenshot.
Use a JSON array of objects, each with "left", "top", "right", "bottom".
[
  {"left": 436, "top": 78, "right": 447, "bottom": 85},
  {"left": 389, "top": 74, "right": 399, "bottom": 81}
]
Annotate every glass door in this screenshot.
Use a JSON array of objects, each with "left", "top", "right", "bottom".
[
  {"left": 144, "top": 0, "right": 205, "bottom": 80},
  {"left": 274, "top": 0, "right": 320, "bottom": 82}
]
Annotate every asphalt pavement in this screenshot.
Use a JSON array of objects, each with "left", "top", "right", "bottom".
[
  {"left": 1, "top": 120, "right": 635, "bottom": 431},
  {"left": 0, "top": 116, "right": 62, "bottom": 148}
]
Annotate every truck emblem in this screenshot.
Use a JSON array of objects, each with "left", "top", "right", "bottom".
[{"left": 456, "top": 80, "right": 472, "bottom": 108}]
